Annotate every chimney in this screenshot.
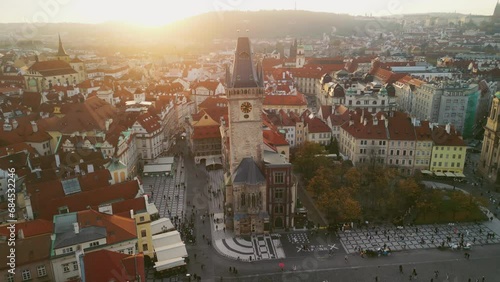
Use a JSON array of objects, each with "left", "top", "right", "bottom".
[
  {"left": 363, "top": 118, "right": 368, "bottom": 126},
  {"left": 445, "top": 123, "right": 451, "bottom": 134},
  {"left": 130, "top": 209, "right": 135, "bottom": 219},
  {"left": 18, "top": 229, "right": 24, "bottom": 239},
  {"left": 105, "top": 119, "right": 112, "bottom": 131},
  {"left": 31, "top": 121, "right": 38, "bottom": 132},
  {"left": 349, "top": 119, "right": 354, "bottom": 126},
  {"left": 73, "top": 222, "right": 80, "bottom": 234},
  {"left": 385, "top": 118, "right": 389, "bottom": 128},
  {"left": 11, "top": 119, "right": 18, "bottom": 129}
]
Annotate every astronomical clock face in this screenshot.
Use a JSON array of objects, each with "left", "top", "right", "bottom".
[{"left": 240, "top": 102, "right": 252, "bottom": 114}]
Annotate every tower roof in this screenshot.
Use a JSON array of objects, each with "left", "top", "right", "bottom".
[
  {"left": 57, "top": 33, "right": 68, "bottom": 57},
  {"left": 228, "top": 37, "right": 263, "bottom": 88}
]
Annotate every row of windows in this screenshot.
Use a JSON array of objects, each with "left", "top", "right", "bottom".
[
  {"left": 434, "top": 153, "right": 462, "bottom": 159},
  {"left": 433, "top": 162, "right": 462, "bottom": 168},
  {"left": 389, "top": 159, "right": 412, "bottom": 166},
  {"left": 6, "top": 266, "right": 47, "bottom": 282}
]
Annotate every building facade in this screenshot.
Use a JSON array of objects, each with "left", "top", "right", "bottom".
[{"left": 479, "top": 92, "right": 500, "bottom": 183}]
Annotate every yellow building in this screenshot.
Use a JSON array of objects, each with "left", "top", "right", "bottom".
[
  {"left": 429, "top": 124, "right": 466, "bottom": 174},
  {"left": 99, "top": 195, "right": 159, "bottom": 258}
]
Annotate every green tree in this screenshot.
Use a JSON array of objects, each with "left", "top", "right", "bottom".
[
  {"left": 307, "top": 166, "right": 333, "bottom": 198},
  {"left": 292, "top": 142, "right": 329, "bottom": 182}
]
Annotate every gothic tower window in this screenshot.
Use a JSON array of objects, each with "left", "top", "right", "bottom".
[{"left": 241, "top": 193, "right": 245, "bottom": 206}]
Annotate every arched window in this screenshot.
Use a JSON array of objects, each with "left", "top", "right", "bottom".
[
  {"left": 251, "top": 193, "right": 256, "bottom": 208},
  {"left": 241, "top": 193, "right": 245, "bottom": 206}
]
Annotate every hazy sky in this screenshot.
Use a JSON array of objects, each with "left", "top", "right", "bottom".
[{"left": 0, "top": 0, "right": 497, "bottom": 26}]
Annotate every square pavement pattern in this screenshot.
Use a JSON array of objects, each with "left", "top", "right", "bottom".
[
  {"left": 215, "top": 235, "right": 285, "bottom": 262},
  {"left": 142, "top": 157, "right": 186, "bottom": 220},
  {"left": 339, "top": 223, "right": 500, "bottom": 254}
]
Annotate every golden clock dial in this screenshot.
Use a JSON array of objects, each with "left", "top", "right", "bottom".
[{"left": 240, "top": 102, "right": 252, "bottom": 113}]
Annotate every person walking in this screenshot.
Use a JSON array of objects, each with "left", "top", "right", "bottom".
[
  {"left": 399, "top": 264, "right": 403, "bottom": 273},
  {"left": 344, "top": 255, "right": 348, "bottom": 263}
]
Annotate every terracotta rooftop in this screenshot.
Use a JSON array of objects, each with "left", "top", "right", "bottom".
[{"left": 83, "top": 250, "right": 145, "bottom": 282}]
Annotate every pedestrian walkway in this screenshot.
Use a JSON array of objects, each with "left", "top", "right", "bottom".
[
  {"left": 143, "top": 156, "right": 186, "bottom": 220},
  {"left": 339, "top": 222, "right": 500, "bottom": 254}
]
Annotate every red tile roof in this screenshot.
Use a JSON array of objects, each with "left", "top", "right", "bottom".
[
  {"left": 77, "top": 209, "right": 137, "bottom": 245},
  {"left": 0, "top": 233, "right": 52, "bottom": 267},
  {"left": 0, "top": 219, "right": 53, "bottom": 238},
  {"left": 264, "top": 92, "right": 307, "bottom": 106},
  {"left": 197, "top": 96, "right": 228, "bottom": 110},
  {"left": 83, "top": 250, "right": 145, "bottom": 282},
  {"left": 431, "top": 125, "right": 466, "bottom": 146},
  {"left": 28, "top": 60, "right": 77, "bottom": 76},
  {"left": 40, "top": 97, "right": 118, "bottom": 133},
  {"left": 263, "top": 129, "right": 288, "bottom": 146},
  {"left": 191, "top": 80, "right": 221, "bottom": 92},
  {"left": 386, "top": 112, "right": 416, "bottom": 141},
  {"left": 192, "top": 125, "right": 221, "bottom": 140},
  {"left": 305, "top": 117, "right": 331, "bottom": 133},
  {"left": 415, "top": 120, "right": 433, "bottom": 141},
  {"left": 136, "top": 113, "right": 161, "bottom": 134},
  {"left": 0, "top": 142, "right": 37, "bottom": 157},
  {"left": 108, "top": 196, "right": 147, "bottom": 218}
]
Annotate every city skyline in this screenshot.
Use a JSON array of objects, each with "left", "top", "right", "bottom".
[{"left": 0, "top": 0, "right": 498, "bottom": 27}]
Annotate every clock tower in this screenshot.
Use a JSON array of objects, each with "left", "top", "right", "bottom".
[
  {"left": 226, "top": 37, "right": 265, "bottom": 175},
  {"left": 224, "top": 37, "right": 268, "bottom": 235}
]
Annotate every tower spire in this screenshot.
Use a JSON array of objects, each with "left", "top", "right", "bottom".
[{"left": 57, "top": 33, "right": 68, "bottom": 57}]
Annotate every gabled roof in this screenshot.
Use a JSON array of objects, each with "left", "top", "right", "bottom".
[
  {"left": 263, "top": 128, "right": 288, "bottom": 146},
  {"left": 83, "top": 250, "right": 145, "bottom": 282},
  {"left": 233, "top": 157, "right": 265, "bottom": 185},
  {"left": 305, "top": 116, "right": 331, "bottom": 133}
]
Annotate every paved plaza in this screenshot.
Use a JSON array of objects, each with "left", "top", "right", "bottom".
[
  {"left": 340, "top": 222, "right": 500, "bottom": 254},
  {"left": 143, "top": 156, "right": 186, "bottom": 219}
]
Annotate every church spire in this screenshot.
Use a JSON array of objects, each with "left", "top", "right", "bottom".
[
  {"left": 57, "top": 33, "right": 68, "bottom": 57},
  {"left": 229, "top": 37, "right": 263, "bottom": 88}
]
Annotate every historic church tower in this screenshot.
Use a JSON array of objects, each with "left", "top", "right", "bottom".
[
  {"left": 224, "top": 37, "right": 269, "bottom": 235},
  {"left": 56, "top": 34, "right": 70, "bottom": 63}
]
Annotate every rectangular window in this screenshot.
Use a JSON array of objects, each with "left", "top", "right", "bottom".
[
  {"left": 37, "top": 265, "right": 47, "bottom": 277},
  {"left": 90, "top": 241, "right": 100, "bottom": 247},
  {"left": 72, "top": 261, "right": 78, "bottom": 271},
  {"left": 141, "top": 230, "right": 147, "bottom": 237},
  {"left": 274, "top": 172, "right": 285, "bottom": 184},
  {"left": 62, "top": 247, "right": 74, "bottom": 254},
  {"left": 143, "top": 243, "right": 149, "bottom": 251},
  {"left": 127, "top": 247, "right": 134, "bottom": 255},
  {"left": 63, "top": 263, "right": 70, "bottom": 273},
  {"left": 6, "top": 273, "right": 14, "bottom": 282},
  {"left": 433, "top": 162, "right": 436, "bottom": 166},
  {"left": 139, "top": 216, "right": 145, "bottom": 222},
  {"left": 22, "top": 270, "right": 31, "bottom": 281},
  {"left": 274, "top": 189, "right": 284, "bottom": 199}
]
